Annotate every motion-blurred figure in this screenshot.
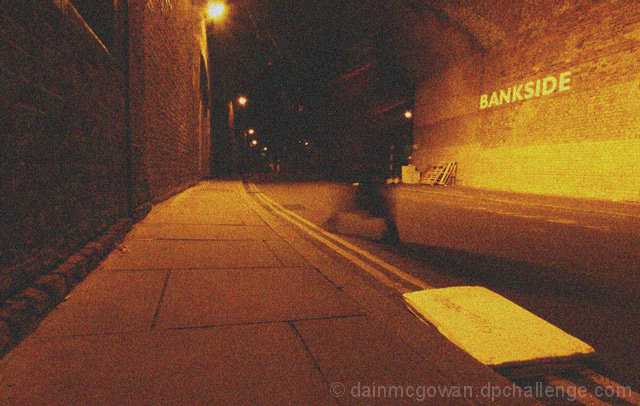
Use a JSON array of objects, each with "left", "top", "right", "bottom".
[
  {"left": 324, "top": 164, "right": 399, "bottom": 244},
  {"left": 354, "top": 168, "right": 400, "bottom": 244}
]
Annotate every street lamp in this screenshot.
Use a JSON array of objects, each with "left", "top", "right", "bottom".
[
  {"left": 227, "top": 95, "right": 249, "bottom": 175},
  {"left": 207, "top": 3, "right": 225, "bottom": 19}
]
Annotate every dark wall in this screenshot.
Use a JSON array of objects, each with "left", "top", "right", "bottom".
[
  {"left": 0, "top": 1, "right": 128, "bottom": 299},
  {"left": 0, "top": 0, "right": 211, "bottom": 301},
  {"left": 129, "top": 0, "right": 210, "bottom": 203}
]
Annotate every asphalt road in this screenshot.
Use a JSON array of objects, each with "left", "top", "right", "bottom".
[{"left": 252, "top": 180, "right": 640, "bottom": 391}]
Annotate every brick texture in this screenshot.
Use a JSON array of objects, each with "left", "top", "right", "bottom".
[
  {"left": 0, "top": 0, "right": 210, "bottom": 300},
  {"left": 0, "top": 2, "right": 128, "bottom": 299},
  {"left": 129, "top": 0, "right": 210, "bottom": 204},
  {"left": 411, "top": 0, "right": 640, "bottom": 201}
]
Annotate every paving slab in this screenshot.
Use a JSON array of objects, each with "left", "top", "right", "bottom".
[
  {"left": 142, "top": 211, "right": 246, "bottom": 225},
  {"left": 240, "top": 213, "right": 268, "bottom": 226},
  {"left": 294, "top": 316, "right": 468, "bottom": 405},
  {"left": 155, "top": 267, "right": 364, "bottom": 329},
  {"left": 125, "top": 223, "right": 279, "bottom": 241},
  {"left": 34, "top": 270, "right": 167, "bottom": 336},
  {"left": 142, "top": 193, "right": 246, "bottom": 225},
  {"left": 100, "top": 240, "right": 281, "bottom": 270},
  {"left": 0, "top": 180, "right": 529, "bottom": 406},
  {"left": 264, "top": 239, "right": 311, "bottom": 267},
  {"left": 0, "top": 323, "right": 336, "bottom": 405}
]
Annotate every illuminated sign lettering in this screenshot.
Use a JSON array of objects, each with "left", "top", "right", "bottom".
[{"left": 479, "top": 71, "right": 571, "bottom": 110}]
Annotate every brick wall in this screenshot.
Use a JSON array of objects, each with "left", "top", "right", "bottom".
[
  {"left": 0, "top": 0, "right": 211, "bottom": 300},
  {"left": 412, "top": 0, "right": 640, "bottom": 201},
  {"left": 0, "top": 1, "right": 128, "bottom": 299},
  {"left": 129, "top": 0, "right": 210, "bottom": 204}
]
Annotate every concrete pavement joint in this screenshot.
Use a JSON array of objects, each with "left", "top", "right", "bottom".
[
  {"left": 161, "top": 314, "right": 368, "bottom": 331},
  {"left": 92, "top": 267, "right": 174, "bottom": 273},
  {"left": 150, "top": 270, "right": 171, "bottom": 331},
  {"left": 103, "top": 265, "right": 313, "bottom": 272},
  {"left": 288, "top": 321, "right": 342, "bottom": 405},
  {"left": 261, "top": 239, "right": 291, "bottom": 268},
  {"left": 29, "top": 329, "right": 156, "bottom": 339}
]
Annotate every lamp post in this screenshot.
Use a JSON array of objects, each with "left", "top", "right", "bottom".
[{"left": 228, "top": 96, "right": 249, "bottom": 176}]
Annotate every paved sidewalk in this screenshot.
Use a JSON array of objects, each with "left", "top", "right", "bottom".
[{"left": 0, "top": 181, "right": 535, "bottom": 405}]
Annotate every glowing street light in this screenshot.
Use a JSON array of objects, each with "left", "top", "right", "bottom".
[
  {"left": 207, "top": 3, "right": 225, "bottom": 19},
  {"left": 237, "top": 96, "right": 248, "bottom": 106}
]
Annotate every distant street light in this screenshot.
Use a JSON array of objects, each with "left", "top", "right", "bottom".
[
  {"left": 228, "top": 95, "right": 249, "bottom": 175},
  {"left": 207, "top": 3, "right": 225, "bottom": 19}
]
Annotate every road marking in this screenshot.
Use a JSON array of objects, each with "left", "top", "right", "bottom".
[
  {"left": 250, "top": 184, "right": 638, "bottom": 402},
  {"left": 257, "top": 191, "right": 432, "bottom": 290},
  {"left": 400, "top": 188, "right": 640, "bottom": 220},
  {"left": 251, "top": 187, "right": 431, "bottom": 292},
  {"left": 546, "top": 218, "right": 578, "bottom": 225},
  {"left": 253, "top": 193, "right": 409, "bottom": 293},
  {"left": 580, "top": 225, "right": 612, "bottom": 232},
  {"left": 547, "top": 376, "right": 611, "bottom": 406},
  {"left": 583, "top": 369, "right": 640, "bottom": 405}
]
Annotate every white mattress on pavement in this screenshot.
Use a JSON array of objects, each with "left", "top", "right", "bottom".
[{"left": 403, "top": 286, "right": 595, "bottom": 367}]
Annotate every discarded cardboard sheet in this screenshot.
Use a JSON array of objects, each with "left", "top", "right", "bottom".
[{"left": 403, "top": 286, "right": 595, "bottom": 367}]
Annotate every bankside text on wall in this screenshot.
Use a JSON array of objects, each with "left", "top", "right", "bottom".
[{"left": 479, "top": 72, "right": 571, "bottom": 110}]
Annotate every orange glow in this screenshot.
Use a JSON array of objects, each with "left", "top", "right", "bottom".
[
  {"left": 251, "top": 139, "right": 258, "bottom": 146},
  {"left": 248, "top": 128, "right": 255, "bottom": 135},
  {"left": 237, "top": 96, "right": 248, "bottom": 106},
  {"left": 404, "top": 110, "right": 413, "bottom": 119},
  {"left": 207, "top": 3, "right": 225, "bottom": 19}
]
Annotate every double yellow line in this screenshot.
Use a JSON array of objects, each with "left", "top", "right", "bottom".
[{"left": 250, "top": 185, "right": 431, "bottom": 294}]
